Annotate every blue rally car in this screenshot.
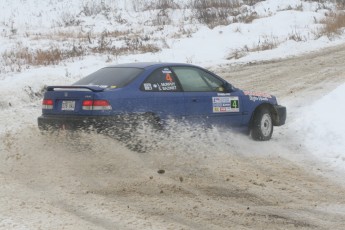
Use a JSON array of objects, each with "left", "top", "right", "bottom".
[{"left": 38, "top": 62, "right": 286, "bottom": 140}]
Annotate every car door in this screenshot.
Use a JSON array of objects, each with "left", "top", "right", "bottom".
[
  {"left": 171, "top": 66, "right": 243, "bottom": 126},
  {"left": 139, "top": 67, "right": 185, "bottom": 120}
]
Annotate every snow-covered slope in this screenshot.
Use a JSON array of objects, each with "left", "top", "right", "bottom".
[
  {"left": 0, "top": 0, "right": 344, "bottom": 73},
  {"left": 293, "top": 82, "right": 345, "bottom": 173}
]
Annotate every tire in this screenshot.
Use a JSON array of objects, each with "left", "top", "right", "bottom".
[{"left": 251, "top": 108, "right": 273, "bottom": 141}]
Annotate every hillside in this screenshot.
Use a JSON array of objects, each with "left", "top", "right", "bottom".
[{"left": 1, "top": 0, "right": 345, "bottom": 75}]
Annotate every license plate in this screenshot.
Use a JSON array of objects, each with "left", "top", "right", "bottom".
[{"left": 61, "top": 100, "right": 75, "bottom": 111}]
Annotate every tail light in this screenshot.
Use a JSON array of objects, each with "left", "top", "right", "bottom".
[
  {"left": 82, "top": 100, "right": 112, "bottom": 110},
  {"left": 42, "top": 99, "right": 54, "bottom": 109}
]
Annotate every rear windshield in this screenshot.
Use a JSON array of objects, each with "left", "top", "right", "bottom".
[{"left": 73, "top": 67, "right": 143, "bottom": 88}]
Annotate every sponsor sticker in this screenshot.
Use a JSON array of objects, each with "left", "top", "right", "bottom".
[
  {"left": 143, "top": 83, "right": 153, "bottom": 91},
  {"left": 212, "top": 96, "right": 239, "bottom": 113},
  {"left": 150, "top": 82, "right": 177, "bottom": 91},
  {"left": 212, "top": 97, "right": 231, "bottom": 103},
  {"left": 243, "top": 91, "right": 272, "bottom": 98},
  {"left": 161, "top": 82, "right": 177, "bottom": 91},
  {"left": 213, "top": 107, "right": 220, "bottom": 112},
  {"left": 248, "top": 95, "right": 269, "bottom": 102},
  {"left": 162, "top": 68, "right": 172, "bottom": 74},
  {"left": 217, "top": 93, "right": 231, "bottom": 96}
]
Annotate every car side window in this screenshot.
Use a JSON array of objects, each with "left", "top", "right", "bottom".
[
  {"left": 141, "top": 67, "right": 182, "bottom": 92},
  {"left": 171, "top": 67, "right": 224, "bottom": 92}
]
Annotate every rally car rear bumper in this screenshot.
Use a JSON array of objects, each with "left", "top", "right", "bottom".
[
  {"left": 37, "top": 113, "right": 161, "bottom": 132},
  {"left": 38, "top": 115, "right": 131, "bottom": 132}
]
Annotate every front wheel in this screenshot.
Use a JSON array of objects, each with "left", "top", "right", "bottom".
[{"left": 251, "top": 108, "right": 273, "bottom": 141}]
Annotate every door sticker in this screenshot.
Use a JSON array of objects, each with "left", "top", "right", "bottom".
[
  {"left": 212, "top": 96, "right": 240, "bottom": 113},
  {"left": 244, "top": 90, "right": 271, "bottom": 102},
  {"left": 142, "top": 68, "right": 180, "bottom": 92},
  {"left": 143, "top": 83, "right": 153, "bottom": 90},
  {"left": 165, "top": 73, "right": 173, "bottom": 82},
  {"left": 162, "top": 68, "right": 172, "bottom": 74},
  {"left": 231, "top": 99, "right": 239, "bottom": 109}
]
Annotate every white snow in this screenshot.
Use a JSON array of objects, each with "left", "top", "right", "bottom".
[
  {"left": 294, "top": 83, "right": 345, "bottom": 172},
  {"left": 0, "top": 0, "right": 345, "bottom": 190}
]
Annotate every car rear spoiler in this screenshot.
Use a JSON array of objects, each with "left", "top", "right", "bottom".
[{"left": 46, "top": 85, "right": 106, "bottom": 92}]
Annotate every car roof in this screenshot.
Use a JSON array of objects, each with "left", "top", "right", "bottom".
[{"left": 107, "top": 62, "right": 196, "bottom": 69}]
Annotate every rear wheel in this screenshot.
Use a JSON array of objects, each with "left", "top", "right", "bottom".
[{"left": 251, "top": 108, "right": 273, "bottom": 141}]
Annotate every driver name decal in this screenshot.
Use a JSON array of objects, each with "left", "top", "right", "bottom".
[
  {"left": 243, "top": 91, "right": 272, "bottom": 98},
  {"left": 212, "top": 96, "right": 240, "bottom": 113}
]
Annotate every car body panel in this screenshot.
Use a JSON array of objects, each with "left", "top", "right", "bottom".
[{"left": 38, "top": 62, "right": 286, "bottom": 135}]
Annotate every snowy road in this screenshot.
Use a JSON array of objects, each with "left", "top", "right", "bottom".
[{"left": 1, "top": 44, "right": 345, "bottom": 229}]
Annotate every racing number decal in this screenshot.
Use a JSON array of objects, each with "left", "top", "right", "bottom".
[
  {"left": 158, "top": 68, "right": 177, "bottom": 91},
  {"left": 231, "top": 99, "right": 239, "bottom": 109},
  {"left": 165, "top": 73, "right": 173, "bottom": 83}
]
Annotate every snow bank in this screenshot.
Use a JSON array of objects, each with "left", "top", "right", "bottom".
[{"left": 295, "top": 83, "right": 345, "bottom": 171}]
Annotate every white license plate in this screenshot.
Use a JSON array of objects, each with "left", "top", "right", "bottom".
[{"left": 61, "top": 100, "right": 75, "bottom": 111}]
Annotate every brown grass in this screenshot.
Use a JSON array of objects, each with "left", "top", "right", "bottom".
[
  {"left": 132, "top": 0, "right": 180, "bottom": 12},
  {"left": 2, "top": 42, "right": 160, "bottom": 70},
  {"left": 318, "top": 12, "right": 345, "bottom": 37},
  {"left": 227, "top": 46, "right": 249, "bottom": 60},
  {"left": 35, "top": 49, "right": 63, "bottom": 65},
  {"left": 288, "top": 30, "right": 307, "bottom": 42},
  {"left": 193, "top": 0, "right": 242, "bottom": 9},
  {"left": 251, "top": 36, "right": 280, "bottom": 52},
  {"left": 227, "top": 36, "right": 280, "bottom": 60},
  {"left": 337, "top": 0, "right": 345, "bottom": 9},
  {"left": 2, "top": 44, "right": 85, "bottom": 68},
  {"left": 1, "top": 27, "right": 162, "bottom": 71},
  {"left": 242, "top": 0, "right": 264, "bottom": 6},
  {"left": 234, "top": 12, "right": 259, "bottom": 24},
  {"left": 192, "top": 0, "right": 243, "bottom": 28}
]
